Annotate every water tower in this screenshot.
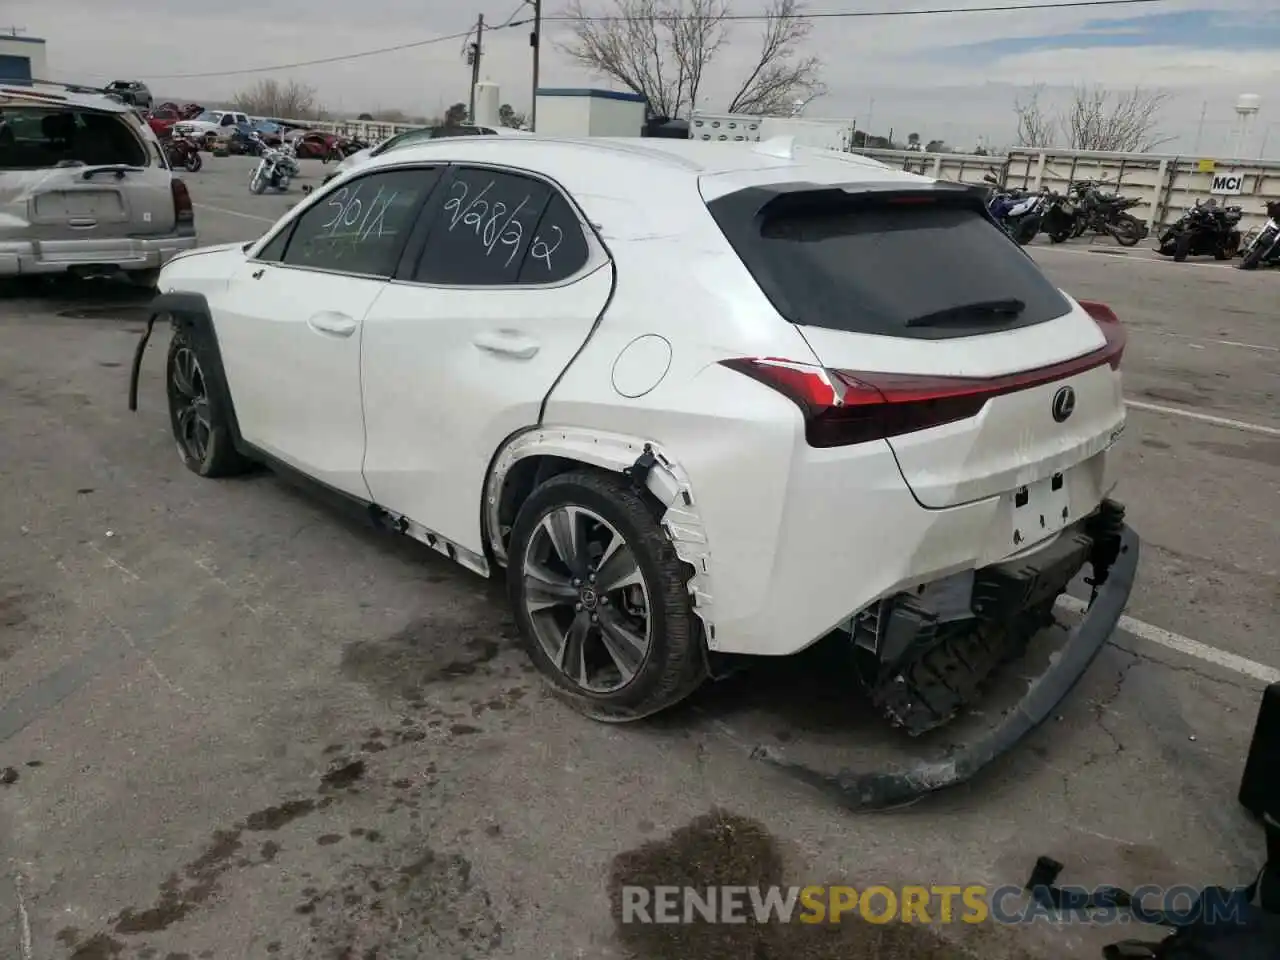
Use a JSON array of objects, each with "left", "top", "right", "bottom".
[{"left": 1234, "top": 94, "right": 1261, "bottom": 158}]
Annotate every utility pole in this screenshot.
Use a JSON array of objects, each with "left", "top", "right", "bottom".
[
  {"left": 1192, "top": 100, "right": 1208, "bottom": 154},
  {"left": 528, "top": 0, "right": 542, "bottom": 131},
  {"left": 467, "top": 13, "right": 484, "bottom": 124}
]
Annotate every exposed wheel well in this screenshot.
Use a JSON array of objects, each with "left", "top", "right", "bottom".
[{"left": 492, "top": 454, "right": 668, "bottom": 566}]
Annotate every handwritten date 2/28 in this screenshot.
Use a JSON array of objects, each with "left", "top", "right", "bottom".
[{"left": 443, "top": 180, "right": 543, "bottom": 268}]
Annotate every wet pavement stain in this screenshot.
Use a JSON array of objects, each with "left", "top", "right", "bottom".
[
  {"left": 608, "top": 809, "right": 1032, "bottom": 960},
  {"left": 299, "top": 846, "right": 504, "bottom": 958},
  {"left": 339, "top": 615, "right": 514, "bottom": 699},
  {"left": 1192, "top": 438, "right": 1280, "bottom": 468}
]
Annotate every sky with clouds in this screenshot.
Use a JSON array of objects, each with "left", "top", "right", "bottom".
[{"left": 5, "top": 0, "right": 1279, "bottom": 156}]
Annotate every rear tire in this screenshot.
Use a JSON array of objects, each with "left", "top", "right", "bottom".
[
  {"left": 126, "top": 268, "right": 161, "bottom": 290},
  {"left": 1174, "top": 233, "right": 1191, "bottom": 262},
  {"left": 1110, "top": 213, "right": 1143, "bottom": 247},
  {"left": 165, "top": 327, "right": 252, "bottom": 479},
  {"left": 507, "top": 470, "right": 706, "bottom": 722}
]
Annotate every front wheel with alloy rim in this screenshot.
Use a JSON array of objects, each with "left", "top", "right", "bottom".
[
  {"left": 507, "top": 471, "right": 706, "bottom": 722},
  {"left": 165, "top": 327, "right": 253, "bottom": 478}
]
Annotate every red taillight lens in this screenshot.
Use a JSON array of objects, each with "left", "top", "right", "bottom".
[
  {"left": 720, "top": 307, "right": 1127, "bottom": 448},
  {"left": 1077, "top": 299, "right": 1126, "bottom": 369},
  {"left": 171, "top": 178, "right": 193, "bottom": 223}
]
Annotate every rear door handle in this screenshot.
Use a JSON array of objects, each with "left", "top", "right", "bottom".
[
  {"left": 307, "top": 311, "right": 357, "bottom": 338},
  {"left": 472, "top": 330, "right": 539, "bottom": 360}
]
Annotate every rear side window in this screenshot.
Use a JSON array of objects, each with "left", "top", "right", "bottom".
[
  {"left": 709, "top": 190, "right": 1071, "bottom": 340},
  {"left": 278, "top": 167, "right": 442, "bottom": 277},
  {"left": 0, "top": 107, "right": 147, "bottom": 170},
  {"left": 413, "top": 167, "right": 555, "bottom": 285}
]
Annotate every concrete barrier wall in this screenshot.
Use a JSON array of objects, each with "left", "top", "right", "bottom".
[
  {"left": 278, "top": 116, "right": 1279, "bottom": 232},
  {"left": 854, "top": 147, "right": 1280, "bottom": 233}
]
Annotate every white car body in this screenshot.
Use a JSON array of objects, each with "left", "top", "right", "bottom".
[
  {"left": 328, "top": 124, "right": 534, "bottom": 182},
  {"left": 147, "top": 134, "right": 1135, "bottom": 760},
  {"left": 171, "top": 110, "right": 250, "bottom": 139}
]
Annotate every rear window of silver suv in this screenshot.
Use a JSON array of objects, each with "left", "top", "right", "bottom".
[{"left": 0, "top": 107, "right": 149, "bottom": 170}]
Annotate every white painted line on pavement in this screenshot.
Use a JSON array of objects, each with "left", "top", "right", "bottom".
[
  {"left": 195, "top": 203, "right": 275, "bottom": 223},
  {"left": 1129, "top": 328, "right": 1280, "bottom": 353},
  {"left": 1031, "top": 244, "right": 1233, "bottom": 270},
  {"left": 1125, "top": 399, "right": 1280, "bottom": 438},
  {"left": 1057, "top": 595, "right": 1280, "bottom": 685}
]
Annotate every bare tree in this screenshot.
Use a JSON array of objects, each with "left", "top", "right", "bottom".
[
  {"left": 231, "top": 79, "right": 325, "bottom": 120},
  {"left": 557, "top": 0, "right": 822, "bottom": 119},
  {"left": 1013, "top": 84, "right": 1056, "bottom": 148},
  {"left": 1061, "top": 84, "right": 1172, "bottom": 152},
  {"left": 1013, "top": 83, "right": 1172, "bottom": 152},
  {"left": 724, "top": 0, "right": 824, "bottom": 116}
]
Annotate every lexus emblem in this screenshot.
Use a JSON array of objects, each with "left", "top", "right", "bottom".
[{"left": 1051, "top": 385, "right": 1076, "bottom": 423}]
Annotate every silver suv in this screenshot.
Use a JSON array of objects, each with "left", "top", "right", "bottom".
[
  {"left": 105, "top": 80, "right": 153, "bottom": 110},
  {"left": 0, "top": 83, "right": 197, "bottom": 286}
]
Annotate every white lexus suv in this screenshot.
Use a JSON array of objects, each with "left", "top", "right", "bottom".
[{"left": 130, "top": 135, "right": 1137, "bottom": 801}]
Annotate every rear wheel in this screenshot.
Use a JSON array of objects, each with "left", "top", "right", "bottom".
[
  {"left": 1174, "top": 232, "right": 1192, "bottom": 262},
  {"left": 1109, "top": 213, "right": 1143, "bottom": 247},
  {"left": 165, "top": 327, "right": 252, "bottom": 478},
  {"left": 507, "top": 471, "right": 706, "bottom": 722}
]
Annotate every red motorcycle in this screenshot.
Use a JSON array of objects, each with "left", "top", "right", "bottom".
[{"left": 165, "top": 135, "right": 204, "bottom": 172}]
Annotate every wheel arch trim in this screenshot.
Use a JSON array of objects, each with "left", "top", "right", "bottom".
[
  {"left": 128, "top": 291, "right": 246, "bottom": 454},
  {"left": 483, "top": 426, "right": 717, "bottom": 647}
]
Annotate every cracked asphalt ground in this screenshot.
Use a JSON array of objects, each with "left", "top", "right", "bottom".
[{"left": 2, "top": 155, "right": 1278, "bottom": 960}]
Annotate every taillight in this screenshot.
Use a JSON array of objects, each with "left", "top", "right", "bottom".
[
  {"left": 171, "top": 178, "right": 193, "bottom": 223},
  {"left": 720, "top": 303, "right": 1127, "bottom": 448},
  {"left": 1077, "top": 299, "right": 1126, "bottom": 369}
]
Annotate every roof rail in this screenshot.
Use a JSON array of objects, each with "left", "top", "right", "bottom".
[{"left": 30, "top": 78, "right": 112, "bottom": 95}]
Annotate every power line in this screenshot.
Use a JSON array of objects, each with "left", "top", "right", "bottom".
[
  {"left": 143, "top": 28, "right": 485, "bottom": 80},
  {"left": 137, "top": 0, "right": 1172, "bottom": 81},
  {"left": 543, "top": 0, "right": 1172, "bottom": 22}
]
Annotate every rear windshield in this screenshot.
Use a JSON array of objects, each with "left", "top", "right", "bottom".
[
  {"left": 710, "top": 192, "right": 1071, "bottom": 340},
  {"left": 0, "top": 107, "right": 148, "bottom": 170}
]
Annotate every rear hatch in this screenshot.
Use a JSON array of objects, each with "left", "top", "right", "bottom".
[
  {"left": 706, "top": 181, "right": 1127, "bottom": 509},
  {"left": 1, "top": 89, "right": 177, "bottom": 242}
]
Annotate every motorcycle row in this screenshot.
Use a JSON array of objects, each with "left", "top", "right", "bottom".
[{"left": 984, "top": 174, "right": 1280, "bottom": 270}]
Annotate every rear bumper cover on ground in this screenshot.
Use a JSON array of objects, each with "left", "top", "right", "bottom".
[
  {"left": 754, "top": 515, "right": 1140, "bottom": 810},
  {"left": 0, "top": 234, "right": 198, "bottom": 276}
]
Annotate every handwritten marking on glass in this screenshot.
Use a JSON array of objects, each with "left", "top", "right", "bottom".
[
  {"left": 302, "top": 182, "right": 404, "bottom": 262},
  {"left": 529, "top": 224, "right": 563, "bottom": 272},
  {"left": 443, "top": 178, "right": 534, "bottom": 268}
]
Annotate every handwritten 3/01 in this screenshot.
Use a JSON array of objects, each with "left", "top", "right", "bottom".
[{"left": 318, "top": 184, "right": 401, "bottom": 254}]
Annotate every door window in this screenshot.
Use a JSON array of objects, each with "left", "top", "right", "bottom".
[
  {"left": 413, "top": 167, "right": 589, "bottom": 286},
  {"left": 278, "top": 167, "right": 442, "bottom": 277}
]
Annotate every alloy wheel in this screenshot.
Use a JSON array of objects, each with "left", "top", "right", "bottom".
[
  {"left": 521, "top": 505, "right": 652, "bottom": 694},
  {"left": 171, "top": 347, "right": 211, "bottom": 463}
]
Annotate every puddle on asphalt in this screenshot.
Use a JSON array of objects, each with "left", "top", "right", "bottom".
[{"left": 609, "top": 809, "right": 1038, "bottom": 960}]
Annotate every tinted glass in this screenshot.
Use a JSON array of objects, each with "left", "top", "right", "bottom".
[
  {"left": 713, "top": 194, "right": 1070, "bottom": 340},
  {"left": 0, "top": 108, "right": 147, "bottom": 170},
  {"left": 414, "top": 168, "right": 553, "bottom": 285},
  {"left": 280, "top": 168, "right": 440, "bottom": 277},
  {"left": 517, "top": 191, "right": 591, "bottom": 284},
  {"left": 255, "top": 224, "right": 292, "bottom": 263}
]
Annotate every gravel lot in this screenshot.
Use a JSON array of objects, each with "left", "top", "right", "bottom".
[{"left": 1, "top": 154, "right": 1277, "bottom": 960}]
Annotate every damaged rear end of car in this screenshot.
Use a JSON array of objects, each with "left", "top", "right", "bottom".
[{"left": 703, "top": 174, "right": 1139, "bottom": 806}]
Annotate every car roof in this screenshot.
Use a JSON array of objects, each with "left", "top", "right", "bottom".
[
  {"left": 0, "top": 83, "right": 136, "bottom": 114},
  {"left": 360, "top": 135, "right": 928, "bottom": 202}
]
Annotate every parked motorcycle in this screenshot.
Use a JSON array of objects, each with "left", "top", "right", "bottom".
[
  {"left": 249, "top": 138, "right": 300, "bottom": 194},
  {"left": 1043, "top": 180, "right": 1145, "bottom": 246},
  {"left": 164, "top": 135, "right": 203, "bottom": 172},
  {"left": 1237, "top": 199, "right": 1280, "bottom": 271},
  {"left": 982, "top": 175, "right": 1047, "bottom": 245},
  {"left": 1155, "top": 198, "right": 1242, "bottom": 262}
]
